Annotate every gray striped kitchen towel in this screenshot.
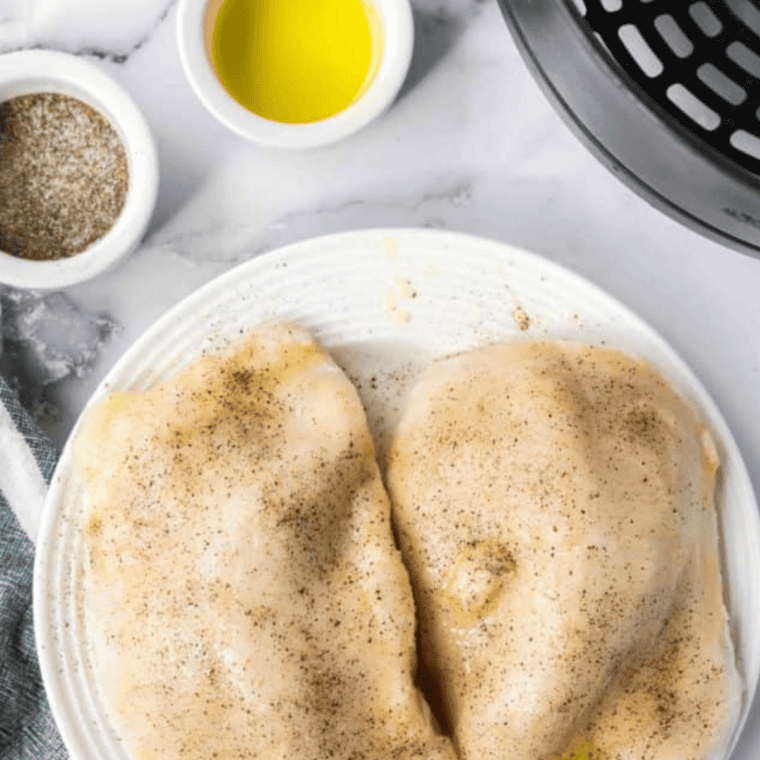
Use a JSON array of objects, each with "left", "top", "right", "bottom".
[{"left": 0, "top": 370, "right": 67, "bottom": 759}]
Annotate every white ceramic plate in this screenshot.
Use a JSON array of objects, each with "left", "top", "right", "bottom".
[{"left": 34, "top": 228, "right": 760, "bottom": 760}]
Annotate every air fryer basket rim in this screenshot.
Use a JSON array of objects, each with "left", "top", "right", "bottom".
[{"left": 497, "top": 0, "right": 760, "bottom": 259}]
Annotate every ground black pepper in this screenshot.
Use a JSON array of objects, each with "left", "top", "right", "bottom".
[{"left": 0, "top": 92, "right": 129, "bottom": 260}]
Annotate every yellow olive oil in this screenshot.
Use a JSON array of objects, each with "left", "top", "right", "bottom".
[{"left": 210, "top": 0, "right": 377, "bottom": 124}]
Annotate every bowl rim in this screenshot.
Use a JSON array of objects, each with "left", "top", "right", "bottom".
[
  {"left": 0, "top": 50, "right": 159, "bottom": 290},
  {"left": 176, "top": 0, "right": 414, "bottom": 148}
]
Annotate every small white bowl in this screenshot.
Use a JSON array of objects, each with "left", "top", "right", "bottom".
[
  {"left": 177, "top": 0, "right": 414, "bottom": 148},
  {"left": 0, "top": 50, "right": 158, "bottom": 290}
]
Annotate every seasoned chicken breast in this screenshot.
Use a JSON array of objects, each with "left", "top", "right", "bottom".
[
  {"left": 76, "top": 322, "right": 455, "bottom": 760},
  {"left": 385, "top": 340, "right": 741, "bottom": 760}
]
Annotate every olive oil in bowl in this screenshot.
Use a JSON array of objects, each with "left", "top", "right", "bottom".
[{"left": 209, "top": 0, "right": 381, "bottom": 124}]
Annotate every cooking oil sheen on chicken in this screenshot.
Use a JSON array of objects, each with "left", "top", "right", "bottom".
[
  {"left": 385, "top": 340, "right": 741, "bottom": 760},
  {"left": 76, "top": 322, "right": 456, "bottom": 760}
]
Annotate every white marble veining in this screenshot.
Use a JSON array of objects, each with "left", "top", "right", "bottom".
[{"left": 2, "top": 0, "right": 760, "bottom": 750}]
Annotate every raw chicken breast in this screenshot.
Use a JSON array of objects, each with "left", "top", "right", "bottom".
[
  {"left": 385, "top": 340, "right": 741, "bottom": 760},
  {"left": 76, "top": 322, "right": 455, "bottom": 760}
]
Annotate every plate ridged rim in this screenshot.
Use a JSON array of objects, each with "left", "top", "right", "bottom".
[{"left": 33, "top": 227, "right": 760, "bottom": 760}]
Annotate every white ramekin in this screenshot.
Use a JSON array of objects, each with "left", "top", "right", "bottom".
[
  {"left": 0, "top": 50, "right": 159, "bottom": 290},
  {"left": 177, "top": 0, "right": 414, "bottom": 148}
]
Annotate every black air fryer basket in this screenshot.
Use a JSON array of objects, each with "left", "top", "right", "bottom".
[{"left": 498, "top": 0, "right": 760, "bottom": 257}]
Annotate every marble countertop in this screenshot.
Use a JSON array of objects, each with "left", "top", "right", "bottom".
[{"left": 2, "top": 0, "right": 760, "bottom": 754}]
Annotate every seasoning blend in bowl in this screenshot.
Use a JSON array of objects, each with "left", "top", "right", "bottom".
[
  {"left": 177, "top": 0, "right": 413, "bottom": 147},
  {"left": 0, "top": 93, "right": 128, "bottom": 261},
  {"left": 0, "top": 51, "right": 158, "bottom": 289}
]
